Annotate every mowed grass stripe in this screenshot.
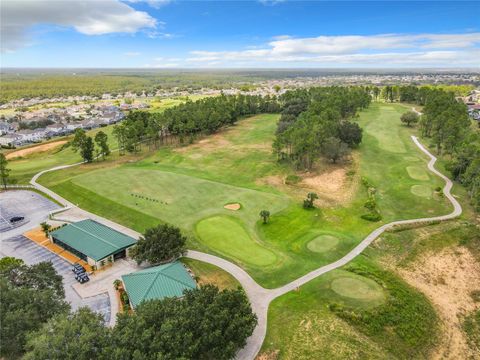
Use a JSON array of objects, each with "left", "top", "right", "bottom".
[{"left": 71, "top": 166, "right": 289, "bottom": 230}]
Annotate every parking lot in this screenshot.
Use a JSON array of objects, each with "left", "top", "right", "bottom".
[{"left": 0, "top": 190, "right": 111, "bottom": 323}]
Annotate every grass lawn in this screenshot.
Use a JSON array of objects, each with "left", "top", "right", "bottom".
[
  {"left": 196, "top": 215, "right": 278, "bottom": 267},
  {"left": 261, "top": 257, "right": 439, "bottom": 359},
  {"left": 6, "top": 96, "right": 201, "bottom": 184},
  {"left": 6, "top": 124, "right": 118, "bottom": 184},
  {"left": 36, "top": 103, "right": 453, "bottom": 288},
  {"left": 181, "top": 258, "right": 240, "bottom": 290}
]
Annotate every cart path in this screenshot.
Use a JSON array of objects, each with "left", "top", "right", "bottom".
[{"left": 28, "top": 135, "right": 461, "bottom": 360}]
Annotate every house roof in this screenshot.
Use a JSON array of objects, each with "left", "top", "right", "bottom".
[
  {"left": 50, "top": 219, "right": 136, "bottom": 261},
  {"left": 122, "top": 261, "right": 196, "bottom": 308}
]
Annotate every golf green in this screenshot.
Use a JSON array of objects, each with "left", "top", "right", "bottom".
[
  {"left": 406, "top": 166, "right": 429, "bottom": 181},
  {"left": 195, "top": 215, "right": 277, "bottom": 266},
  {"left": 307, "top": 235, "right": 339, "bottom": 253},
  {"left": 330, "top": 276, "right": 385, "bottom": 301},
  {"left": 411, "top": 184, "right": 432, "bottom": 198}
]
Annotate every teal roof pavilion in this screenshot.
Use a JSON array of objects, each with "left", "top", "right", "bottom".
[{"left": 122, "top": 261, "right": 197, "bottom": 308}]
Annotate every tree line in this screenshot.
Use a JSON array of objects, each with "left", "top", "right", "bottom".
[
  {"left": 111, "top": 94, "right": 280, "bottom": 153},
  {"left": 273, "top": 86, "right": 370, "bottom": 170},
  {"left": 401, "top": 88, "right": 479, "bottom": 211},
  {"left": 365, "top": 84, "right": 473, "bottom": 104},
  {"left": 1, "top": 249, "right": 256, "bottom": 359}
]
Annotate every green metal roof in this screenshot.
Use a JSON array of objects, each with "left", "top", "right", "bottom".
[
  {"left": 50, "top": 219, "right": 136, "bottom": 261},
  {"left": 122, "top": 261, "right": 197, "bottom": 308}
]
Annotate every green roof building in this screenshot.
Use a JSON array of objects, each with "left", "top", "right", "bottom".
[
  {"left": 50, "top": 219, "right": 137, "bottom": 268},
  {"left": 122, "top": 261, "right": 197, "bottom": 308}
]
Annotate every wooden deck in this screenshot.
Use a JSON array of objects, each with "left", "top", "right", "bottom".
[{"left": 24, "top": 228, "right": 92, "bottom": 272}]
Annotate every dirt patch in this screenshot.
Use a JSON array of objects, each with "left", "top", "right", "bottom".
[
  {"left": 6, "top": 140, "right": 67, "bottom": 159},
  {"left": 224, "top": 203, "right": 241, "bottom": 211},
  {"left": 297, "top": 155, "right": 360, "bottom": 206},
  {"left": 398, "top": 247, "right": 480, "bottom": 359}
]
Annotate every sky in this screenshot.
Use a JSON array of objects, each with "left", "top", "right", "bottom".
[{"left": 1, "top": 0, "right": 479, "bottom": 68}]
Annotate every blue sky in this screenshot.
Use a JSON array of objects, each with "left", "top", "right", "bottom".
[{"left": 2, "top": 0, "right": 479, "bottom": 68}]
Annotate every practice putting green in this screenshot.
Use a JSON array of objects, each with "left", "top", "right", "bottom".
[
  {"left": 307, "top": 234, "right": 339, "bottom": 253},
  {"left": 330, "top": 276, "right": 385, "bottom": 301},
  {"left": 195, "top": 215, "right": 277, "bottom": 266},
  {"left": 411, "top": 184, "right": 432, "bottom": 198},
  {"left": 406, "top": 166, "right": 429, "bottom": 181}
]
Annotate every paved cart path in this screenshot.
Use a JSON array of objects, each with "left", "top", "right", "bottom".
[{"left": 26, "top": 135, "right": 461, "bottom": 360}]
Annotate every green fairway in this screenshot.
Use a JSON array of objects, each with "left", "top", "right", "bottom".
[
  {"left": 37, "top": 104, "right": 452, "bottom": 287},
  {"left": 6, "top": 96, "right": 200, "bottom": 184},
  {"left": 70, "top": 167, "right": 288, "bottom": 230},
  {"left": 196, "top": 216, "right": 278, "bottom": 266}
]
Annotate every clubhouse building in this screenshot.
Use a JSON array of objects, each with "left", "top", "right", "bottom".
[{"left": 49, "top": 219, "right": 137, "bottom": 269}]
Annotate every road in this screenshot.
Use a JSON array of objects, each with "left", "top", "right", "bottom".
[{"left": 24, "top": 135, "right": 461, "bottom": 360}]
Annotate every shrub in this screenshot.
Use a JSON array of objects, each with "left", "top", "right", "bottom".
[
  {"left": 361, "top": 212, "right": 382, "bottom": 222},
  {"left": 285, "top": 174, "right": 301, "bottom": 185},
  {"left": 364, "top": 198, "right": 377, "bottom": 211}
]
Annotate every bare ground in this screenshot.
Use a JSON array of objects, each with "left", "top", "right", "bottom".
[
  {"left": 6, "top": 140, "right": 68, "bottom": 159},
  {"left": 398, "top": 246, "right": 480, "bottom": 360},
  {"left": 257, "top": 153, "right": 360, "bottom": 206}
]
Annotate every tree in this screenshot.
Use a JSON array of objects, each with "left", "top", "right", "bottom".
[
  {"left": 24, "top": 307, "right": 109, "bottom": 360},
  {"left": 40, "top": 222, "right": 51, "bottom": 237},
  {"left": 259, "top": 210, "right": 270, "bottom": 224},
  {"left": 71, "top": 128, "right": 87, "bottom": 152},
  {"left": 400, "top": 111, "right": 419, "bottom": 127},
  {"left": 80, "top": 136, "right": 94, "bottom": 162},
  {"left": 338, "top": 121, "right": 363, "bottom": 147},
  {"left": 322, "top": 137, "right": 350, "bottom": 163},
  {"left": 0, "top": 258, "right": 69, "bottom": 358},
  {"left": 303, "top": 192, "right": 318, "bottom": 209},
  {"left": 0, "top": 153, "right": 10, "bottom": 189},
  {"left": 109, "top": 285, "right": 257, "bottom": 360},
  {"left": 131, "top": 224, "right": 187, "bottom": 265},
  {"left": 94, "top": 131, "right": 110, "bottom": 160}
]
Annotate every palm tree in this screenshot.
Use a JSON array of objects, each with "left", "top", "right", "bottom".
[
  {"left": 40, "top": 222, "right": 52, "bottom": 237},
  {"left": 259, "top": 210, "right": 270, "bottom": 224}
]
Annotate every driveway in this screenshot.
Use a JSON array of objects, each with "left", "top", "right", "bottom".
[{"left": 0, "top": 190, "right": 111, "bottom": 323}]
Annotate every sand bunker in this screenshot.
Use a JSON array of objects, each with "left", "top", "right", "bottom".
[
  {"left": 224, "top": 203, "right": 241, "bottom": 211},
  {"left": 6, "top": 140, "right": 67, "bottom": 159}
]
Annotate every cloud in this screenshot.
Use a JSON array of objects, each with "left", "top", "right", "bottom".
[
  {"left": 125, "top": 0, "right": 171, "bottom": 9},
  {"left": 186, "top": 33, "right": 480, "bottom": 67},
  {"left": 146, "top": 31, "right": 177, "bottom": 39},
  {"left": 1, "top": 0, "right": 157, "bottom": 52}
]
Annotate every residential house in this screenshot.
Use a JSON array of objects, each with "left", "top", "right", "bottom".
[
  {"left": 0, "top": 122, "right": 15, "bottom": 135},
  {"left": 0, "top": 134, "right": 21, "bottom": 147},
  {"left": 66, "top": 122, "right": 84, "bottom": 131},
  {"left": 17, "top": 128, "right": 46, "bottom": 143}
]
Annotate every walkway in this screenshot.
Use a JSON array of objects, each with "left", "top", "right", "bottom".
[{"left": 27, "top": 135, "right": 462, "bottom": 360}]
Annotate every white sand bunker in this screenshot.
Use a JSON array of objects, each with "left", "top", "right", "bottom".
[{"left": 224, "top": 203, "right": 241, "bottom": 211}]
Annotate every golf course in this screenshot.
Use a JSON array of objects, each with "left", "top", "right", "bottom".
[{"left": 32, "top": 103, "right": 451, "bottom": 288}]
